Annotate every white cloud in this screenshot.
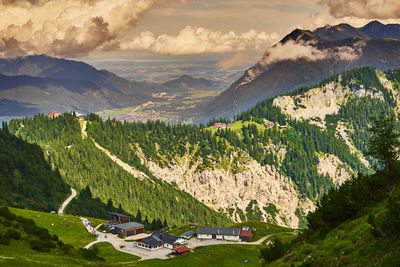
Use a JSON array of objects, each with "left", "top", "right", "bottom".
[
  {"left": 261, "top": 39, "right": 365, "bottom": 66},
  {"left": 0, "top": 0, "right": 185, "bottom": 58},
  {"left": 120, "top": 26, "right": 279, "bottom": 56},
  {"left": 320, "top": 0, "right": 400, "bottom": 19}
]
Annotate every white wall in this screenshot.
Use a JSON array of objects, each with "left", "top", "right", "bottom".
[
  {"left": 197, "top": 234, "right": 212, "bottom": 239},
  {"left": 223, "top": 235, "right": 240, "bottom": 241},
  {"left": 216, "top": 235, "right": 223, "bottom": 240},
  {"left": 137, "top": 242, "right": 162, "bottom": 250}
]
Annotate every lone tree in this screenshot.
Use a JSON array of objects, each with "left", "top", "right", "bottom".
[{"left": 367, "top": 113, "right": 400, "bottom": 172}]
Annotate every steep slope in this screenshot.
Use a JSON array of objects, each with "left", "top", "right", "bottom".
[
  {"left": 86, "top": 67, "right": 399, "bottom": 228},
  {"left": 0, "top": 124, "right": 69, "bottom": 211},
  {"left": 263, "top": 162, "right": 400, "bottom": 266},
  {"left": 206, "top": 21, "right": 400, "bottom": 120},
  {"left": 8, "top": 113, "right": 231, "bottom": 227}
]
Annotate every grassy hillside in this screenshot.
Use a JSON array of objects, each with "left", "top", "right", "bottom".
[
  {"left": 0, "top": 206, "right": 104, "bottom": 266},
  {"left": 10, "top": 207, "right": 100, "bottom": 248},
  {"left": 136, "top": 245, "right": 261, "bottom": 267}
]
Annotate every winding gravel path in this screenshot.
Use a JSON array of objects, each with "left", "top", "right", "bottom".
[{"left": 58, "top": 188, "right": 77, "bottom": 216}]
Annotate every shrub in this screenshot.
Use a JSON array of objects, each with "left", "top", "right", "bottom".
[
  {"left": 29, "top": 239, "right": 56, "bottom": 252},
  {"left": 260, "top": 239, "right": 286, "bottom": 263},
  {"left": 5, "top": 229, "right": 21, "bottom": 240}
]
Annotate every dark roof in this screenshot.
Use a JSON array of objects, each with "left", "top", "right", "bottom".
[
  {"left": 160, "top": 226, "right": 170, "bottom": 232},
  {"left": 175, "top": 246, "right": 190, "bottom": 254},
  {"left": 109, "top": 212, "right": 130, "bottom": 218},
  {"left": 180, "top": 230, "right": 196, "bottom": 238},
  {"left": 115, "top": 222, "right": 144, "bottom": 230},
  {"left": 153, "top": 232, "right": 179, "bottom": 245},
  {"left": 197, "top": 227, "right": 240, "bottom": 236},
  {"left": 239, "top": 230, "right": 253, "bottom": 237},
  {"left": 138, "top": 235, "right": 163, "bottom": 247}
]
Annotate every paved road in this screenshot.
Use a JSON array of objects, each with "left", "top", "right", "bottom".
[{"left": 58, "top": 188, "right": 77, "bottom": 216}]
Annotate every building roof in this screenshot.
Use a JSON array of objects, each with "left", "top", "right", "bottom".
[
  {"left": 180, "top": 230, "right": 196, "bottom": 238},
  {"left": 115, "top": 222, "right": 144, "bottom": 230},
  {"left": 50, "top": 110, "right": 60, "bottom": 114},
  {"left": 153, "top": 231, "right": 179, "bottom": 245},
  {"left": 239, "top": 230, "right": 253, "bottom": 237},
  {"left": 175, "top": 246, "right": 190, "bottom": 254},
  {"left": 138, "top": 235, "right": 163, "bottom": 247},
  {"left": 160, "top": 226, "right": 170, "bottom": 232},
  {"left": 109, "top": 212, "right": 130, "bottom": 218},
  {"left": 197, "top": 227, "right": 241, "bottom": 236}
]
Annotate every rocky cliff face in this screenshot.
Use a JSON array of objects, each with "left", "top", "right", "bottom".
[
  {"left": 135, "top": 148, "right": 314, "bottom": 228},
  {"left": 318, "top": 153, "right": 352, "bottom": 187}
]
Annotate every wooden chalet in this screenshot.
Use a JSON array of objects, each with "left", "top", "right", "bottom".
[
  {"left": 109, "top": 212, "right": 130, "bottom": 224},
  {"left": 113, "top": 222, "right": 145, "bottom": 237}
]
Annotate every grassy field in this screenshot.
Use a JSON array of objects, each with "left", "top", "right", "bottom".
[
  {"left": 0, "top": 241, "right": 93, "bottom": 267},
  {"left": 92, "top": 242, "right": 140, "bottom": 265},
  {"left": 230, "top": 221, "right": 293, "bottom": 241},
  {"left": 207, "top": 121, "right": 265, "bottom": 137},
  {"left": 10, "top": 207, "right": 99, "bottom": 248},
  {"left": 134, "top": 245, "right": 261, "bottom": 267}
]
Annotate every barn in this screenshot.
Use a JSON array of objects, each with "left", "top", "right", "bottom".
[{"left": 196, "top": 227, "right": 241, "bottom": 241}]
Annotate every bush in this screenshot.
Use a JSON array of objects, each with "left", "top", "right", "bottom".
[
  {"left": 0, "top": 234, "right": 10, "bottom": 245},
  {"left": 80, "top": 247, "right": 104, "bottom": 261},
  {"left": 6, "top": 229, "right": 21, "bottom": 240},
  {"left": 260, "top": 239, "right": 286, "bottom": 263},
  {"left": 29, "top": 239, "right": 56, "bottom": 252}
]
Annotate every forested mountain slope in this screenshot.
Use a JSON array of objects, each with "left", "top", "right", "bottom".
[
  {"left": 7, "top": 67, "right": 399, "bottom": 229},
  {"left": 8, "top": 113, "right": 230, "bottom": 227},
  {"left": 84, "top": 67, "right": 398, "bottom": 228},
  {"left": 261, "top": 117, "right": 400, "bottom": 266},
  {"left": 0, "top": 124, "right": 69, "bottom": 211}
]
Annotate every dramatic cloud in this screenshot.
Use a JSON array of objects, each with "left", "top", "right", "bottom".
[
  {"left": 320, "top": 0, "right": 400, "bottom": 19},
  {"left": 0, "top": 0, "right": 185, "bottom": 58},
  {"left": 261, "top": 40, "right": 366, "bottom": 66},
  {"left": 120, "top": 26, "right": 279, "bottom": 56}
]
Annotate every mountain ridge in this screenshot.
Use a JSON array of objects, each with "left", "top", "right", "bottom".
[{"left": 204, "top": 21, "right": 400, "bottom": 120}]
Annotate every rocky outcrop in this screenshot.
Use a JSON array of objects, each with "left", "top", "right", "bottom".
[
  {"left": 317, "top": 153, "right": 352, "bottom": 186},
  {"left": 140, "top": 151, "right": 313, "bottom": 228}
]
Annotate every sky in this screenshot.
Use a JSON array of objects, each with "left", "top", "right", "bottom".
[{"left": 1, "top": 0, "right": 400, "bottom": 68}]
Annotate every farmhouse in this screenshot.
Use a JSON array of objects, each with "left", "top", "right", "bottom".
[
  {"left": 137, "top": 235, "right": 164, "bottom": 250},
  {"left": 137, "top": 232, "right": 186, "bottom": 250},
  {"left": 113, "top": 222, "right": 145, "bottom": 237},
  {"left": 196, "top": 227, "right": 241, "bottom": 241},
  {"left": 213, "top": 122, "right": 232, "bottom": 129},
  {"left": 264, "top": 120, "right": 274, "bottom": 128},
  {"left": 180, "top": 230, "right": 195, "bottom": 239},
  {"left": 48, "top": 110, "right": 61, "bottom": 119}
]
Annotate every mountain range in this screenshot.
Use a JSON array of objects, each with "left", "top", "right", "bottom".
[
  {"left": 0, "top": 55, "right": 217, "bottom": 118},
  {"left": 204, "top": 20, "right": 400, "bottom": 120}
]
